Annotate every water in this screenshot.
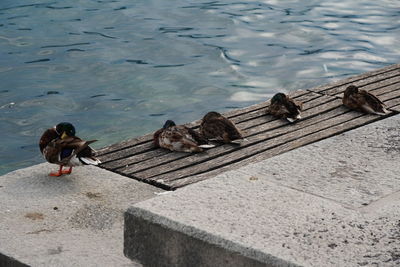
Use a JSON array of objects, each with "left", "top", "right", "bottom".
[{"left": 0, "top": 0, "right": 399, "bottom": 175}]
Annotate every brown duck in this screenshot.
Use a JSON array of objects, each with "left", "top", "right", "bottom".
[
  {"left": 39, "top": 122, "right": 101, "bottom": 176},
  {"left": 154, "top": 120, "right": 215, "bottom": 153},
  {"left": 342, "top": 85, "right": 389, "bottom": 115},
  {"left": 266, "top": 93, "right": 303, "bottom": 122},
  {"left": 200, "top": 111, "right": 244, "bottom": 144}
]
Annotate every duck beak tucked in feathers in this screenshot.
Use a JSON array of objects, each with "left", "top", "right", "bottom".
[
  {"left": 342, "top": 85, "right": 389, "bottom": 115},
  {"left": 154, "top": 120, "right": 215, "bottom": 153}
]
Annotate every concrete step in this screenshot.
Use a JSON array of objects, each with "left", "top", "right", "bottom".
[
  {"left": 0, "top": 164, "right": 165, "bottom": 266},
  {"left": 124, "top": 114, "right": 400, "bottom": 267}
]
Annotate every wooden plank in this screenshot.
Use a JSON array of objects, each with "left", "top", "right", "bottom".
[
  {"left": 97, "top": 91, "right": 312, "bottom": 157},
  {"left": 100, "top": 149, "right": 171, "bottom": 170},
  {"left": 311, "top": 68, "right": 400, "bottom": 96},
  {"left": 168, "top": 114, "right": 383, "bottom": 189},
  {"left": 96, "top": 133, "right": 153, "bottom": 156},
  {"left": 148, "top": 110, "right": 386, "bottom": 185},
  {"left": 390, "top": 104, "right": 400, "bottom": 112},
  {"left": 131, "top": 98, "right": 354, "bottom": 180},
  {"left": 307, "top": 64, "right": 400, "bottom": 94},
  {"left": 331, "top": 75, "right": 400, "bottom": 99},
  {"left": 97, "top": 63, "right": 400, "bottom": 190},
  {"left": 100, "top": 91, "right": 322, "bottom": 165},
  {"left": 116, "top": 95, "right": 338, "bottom": 175},
  {"left": 98, "top": 65, "right": 399, "bottom": 156},
  {"left": 98, "top": 142, "right": 155, "bottom": 163}
]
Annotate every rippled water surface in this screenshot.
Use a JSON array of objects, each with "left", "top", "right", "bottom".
[{"left": 1, "top": 0, "right": 399, "bottom": 174}]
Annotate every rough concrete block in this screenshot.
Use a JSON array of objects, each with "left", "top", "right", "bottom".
[
  {"left": 124, "top": 115, "right": 400, "bottom": 267},
  {"left": 0, "top": 163, "right": 164, "bottom": 266}
]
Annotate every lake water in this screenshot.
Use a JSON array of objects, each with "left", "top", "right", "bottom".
[{"left": 0, "top": 0, "right": 399, "bottom": 175}]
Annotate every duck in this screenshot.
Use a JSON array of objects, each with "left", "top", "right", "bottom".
[
  {"left": 200, "top": 111, "right": 244, "bottom": 144},
  {"left": 342, "top": 85, "right": 389, "bottom": 115},
  {"left": 266, "top": 92, "right": 303, "bottom": 123},
  {"left": 153, "top": 120, "right": 215, "bottom": 153},
  {"left": 39, "top": 122, "right": 101, "bottom": 176}
]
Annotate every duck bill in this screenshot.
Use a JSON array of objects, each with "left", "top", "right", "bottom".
[{"left": 61, "top": 132, "right": 68, "bottom": 139}]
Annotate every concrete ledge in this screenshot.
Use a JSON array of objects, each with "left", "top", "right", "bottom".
[
  {"left": 0, "top": 163, "right": 165, "bottom": 266},
  {"left": 124, "top": 114, "right": 400, "bottom": 266},
  {"left": 124, "top": 207, "right": 297, "bottom": 267},
  {"left": 0, "top": 253, "right": 29, "bottom": 267}
]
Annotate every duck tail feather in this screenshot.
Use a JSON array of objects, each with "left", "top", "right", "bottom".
[
  {"left": 198, "top": 144, "right": 215, "bottom": 149},
  {"left": 80, "top": 157, "right": 101, "bottom": 165},
  {"left": 286, "top": 117, "right": 295, "bottom": 123},
  {"left": 230, "top": 138, "right": 248, "bottom": 145}
]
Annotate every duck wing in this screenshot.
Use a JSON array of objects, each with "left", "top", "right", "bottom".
[
  {"left": 39, "top": 128, "right": 59, "bottom": 153},
  {"left": 359, "top": 90, "right": 388, "bottom": 114},
  {"left": 184, "top": 126, "right": 209, "bottom": 145},
  {"left": 153, "top": 128, "right": 164, "bottom": 147},
  {"left": 57, "top": 137, "right": 98, "bottom": 164},
  {"left": 283, "top": 98, "right": 302, "bottom": 117},
  {"left": 203, "top": 117, "right": 242, "bottom": 142}
]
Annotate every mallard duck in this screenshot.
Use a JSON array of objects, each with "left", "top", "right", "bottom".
[
  {"left": 200, "top": 111, "right": 244, "bottom": 144},
  {"left": 343, "top": 85, "right": 389, "bottom": 115},
  {"left": 266, "top": 92, "right": 302, "bottom": 122},
  {"left": 39, "top": 122, "right": 101, "bottom": 176},
  {"left": 153, "top": 120, "right": 215, "bottom": 153}
]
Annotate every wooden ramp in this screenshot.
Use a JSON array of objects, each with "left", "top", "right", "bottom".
[{"left": 97, "top": 63, "right": 400, "bottom": 190}]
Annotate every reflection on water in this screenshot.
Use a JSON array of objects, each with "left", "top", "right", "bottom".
[{"left": 0, "top": 0, "right": 399, "bottom": 174}]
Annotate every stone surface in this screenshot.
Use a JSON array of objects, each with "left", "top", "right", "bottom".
[
  {"left": 125, "top": 114, "right": 400, "bottom": 267},
  {"left": 0, "top": 163, "right": 164, "bottom": 266}
]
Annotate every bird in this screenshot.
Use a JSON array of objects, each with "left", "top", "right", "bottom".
[
  {"left": 39, "top": 122, "right": 101, "bottom": 176},
  {"left": 266, "top": 92, "right": 303, "bottom": 122},
  {"left": 200, "top": 111, "right": 244, "bottom": 144},
  {"left": 342, "top": 85, "right": 389, "bottom": 115},
  {"left": 153, "top": 120, "right": 215, "bottom": 153}
]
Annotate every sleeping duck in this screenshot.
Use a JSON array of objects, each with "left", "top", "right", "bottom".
[
  {"left": 200, "top": 111, "right": 244, "bottom": 144},
  {"left": 343, "top": 85, "right": 389, "bottom": 115},
  {"left": 153, "top": 120, "right": 215, "bottom": 153},
  {"left": 39, "top": 122, "right": 101, "bottom": 176},
  {"left": 266, "top": 92, "right": 303, "bottom": 122}
]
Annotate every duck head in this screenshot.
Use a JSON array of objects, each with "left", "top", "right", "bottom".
[
  {"left": 55, "top": 122, "right": 76, "bottom": 139},
  {"left": 271, "top": 93, "right": 287, "bottom": 104},
  {"left": 203, "top": 111, "right": 222, "bottom": 120},
  {"left": 163, "top": 120, "right": 176, "bottom": 129},
  {"left": 344, "top": 85, "right": 359, "bottom": 97}
]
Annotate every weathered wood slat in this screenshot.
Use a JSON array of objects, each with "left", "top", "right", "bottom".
[
  {"left": 131, "top": 98, "right": 350, "bottom": 180},
  {"left": 312, "top": 68, "right": 400, "bottom": 96},
  {"left": 97, "top": 90, "right": 311, "bottom": 156},
  {"left": 307, "top": 63, "right": 399, "bottom": 94},
  {"left": 99, "top": 91, "right": 321, "bottom": 166},
  {"left": 148, "top": 110, "right": 387, "bottom": 185},
  {"left": 96, "top": 63, "right": 400, "bottom": 190},
  {"left": 113, "top": 94, "right": 336, "bottom": 174},
  {"left": 98, "top": 66, "right": 399, "bottom": 157},
  {"left": 165, "top": 88, "right": 400, "bottom": 189},
  {"left": 168, "top": 114, "right": 382, "bottom": 189}
]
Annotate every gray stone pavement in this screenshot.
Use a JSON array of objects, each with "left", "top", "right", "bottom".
[
  {"left": 125, "top": 114, "right": 400, "bottom": 266},
  {"left": 0, "top": 163, "right": 164, "bottom": 266}
]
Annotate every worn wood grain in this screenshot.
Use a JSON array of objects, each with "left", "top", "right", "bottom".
[
  {"left": 168, "top": 114, "right": 382, "bottom": 189},
  {"left": 307, "top": 64, "right": 399, "bottom": 94},
  {"left": 148, "top": 110, "right": 386, "bottom": 185},
  {"left": 96, "top": 63, "right": 400, "bottom": 189},
  {"left": 313, "top": 68, "right": 400, "bottom": 96},
  {"left": 132, "top": 99, "right": 350, "bottom": 180},
  {"left": 117, "top": 95, "right": 339, "bottom": 175}
]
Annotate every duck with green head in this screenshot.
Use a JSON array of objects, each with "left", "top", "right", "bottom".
[
  {"left": 266, "top": 92, "right": 303, "bottom": 122},
  {"left": 39, "top": 122, "right": 101, "bottom": 176},
  {"left": 342, "top": 85, "right": 389, "bottom": 115},
  {"left": 153, "top": 120, "right": 215, "bottom": 153}
]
